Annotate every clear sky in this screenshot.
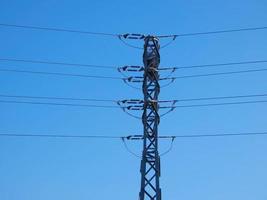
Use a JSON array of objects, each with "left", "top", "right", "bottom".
[{"left": 0, "top": 0, "right": 267, "bottom": 200}]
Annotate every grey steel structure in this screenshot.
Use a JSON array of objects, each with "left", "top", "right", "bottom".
[
  {"left": 118, "top": 34, "right": 175, "bottom": 200},
  {"left": 139, "top": 36, "right": 161, "bottom": 200}
]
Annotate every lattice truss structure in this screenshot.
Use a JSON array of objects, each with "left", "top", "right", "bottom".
[
  {"left": 140, "top": 36, "right": 161, "bottom": 200},
  {"left": 117, "top": 35, "right": 177, "bottom": 200}
]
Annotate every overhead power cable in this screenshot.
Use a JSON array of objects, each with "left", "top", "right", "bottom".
[
  {"left": 0, "top": 58, "right": 116, "bottom": 70},
  {"left": 174, "top": 100, "right": 267, "bottom": 108},
  {"left": 0, "top": 94, "right": 116, "bottom": 102},
  {"left": 0, "top": 23, "right": 120, "bottom": 37},
  {"left": 0, "top": 100, "right": 120, "bottom": 108},
  {"left": 172, "top": 68, "right": 267, "bottom": 79},
  {"left": 174, "top": 60, "right": 267, "bottom": 70},
  {"left": 0, "top": 133, "right": 123, "bottom": 139},
  {"left": 160, "top": 131, "right": 267, "bottom": 139},
  {"left": 1, "top": 23, "right": 267, "bottom": 39},
  {"left": 0, "top": 131, "right": 267, "bottom": 139},
  {"left": 176, "top": 93, "right": 267, "bottom": 102},
  {"left": 1, "top": 93, "right": 266, "bottom": 103},
  {"left": 1, "top": 66, "right": 267, "bottom": 80},
  {"left": 1, "top": 99, "right": 267, "bottom": 109},
  {"left": 0, "top": 68, "right": 122, "bottom": 80},
  {"left": 1, "top": 57, "right": 267, "bottom": 71},
  {"left": 158, "top": 26, "right": 267, "bottom": 38},
  {"left": 127, "top": 68, "right": 267, "bottom": 83}
]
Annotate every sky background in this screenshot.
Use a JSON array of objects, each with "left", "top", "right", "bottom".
[{"left": 0, "top": 0, "right": 267, "bottom": 200}]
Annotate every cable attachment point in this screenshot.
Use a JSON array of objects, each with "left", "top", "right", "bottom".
[
  {"left": 118, "top": 99, "right": 143, "bottom": 111},
  {"left": 117, "top": 100, "right": 142, "bottom": 119},
  {"left": 118, "top": 99, "right": 178, "bottom": 118},
  {"left": 121, "top": 33, "right": 146, "bottom": 40},
  {"left": 118, "top": 65, "right": 144, "bottom": 72},
  {"left": 118, "top": 66, "right": 144, "bottom": 90},
  {"left": 125, "top": 135, "right": 144, "bottom": 140},
  {"left": 123, "top": 76, "right": 144, "bottom": 83}
]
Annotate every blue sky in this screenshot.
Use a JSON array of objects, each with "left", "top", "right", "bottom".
[{"left": 0, "top": 0, "right": 267, "bottom": 200}]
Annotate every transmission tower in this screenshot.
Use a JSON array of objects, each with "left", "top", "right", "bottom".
[
  {"left": 139, "top": 36, "right": 161, "bottom": 200},
  {"left": 118, "top": 34, "right": 176, "bottom": 200}
]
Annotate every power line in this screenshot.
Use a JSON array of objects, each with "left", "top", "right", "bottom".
[
  {"left": 0, "top": 68, "right": 122, "bottom": 80},
  {"left": 1, "top": 131, "right": 267, "bottom": 139},
  {"left": 172, "top": 68, "right": 267, "bottom": 79},
  {"left": 1, "top": 23, "right": 266, "bottom": 39},
  {"left": 0, "top": 94, "right": 116, "bottom": 102},
  {"left": 0, "top": 133, "right": 122, "bottom": 139},
  {"left": 174, "top": 99, "right": 267, "bottom": 108},
  {"left": 158, "top": 131, "right": 267, "bottom": 139},
  {"left": 176, "top": 93, "right": 267, "bottom": 102},
  {"left": 0, "top": 23, "right": 120, "bottom": 37},
  {"left": 1, "top": 66, "right": 267, "bottom": 81},
  {"left": 2, "top": 57, "right": 267, "bottom": 71},
  {"left": 1, "top": 97, "right": 267, "bottom": 109},
  {"left": 1, "top": 92, "right": 266, "bottom": 103},
  {"left": 163, "top": 131, "right": 267, "bottom": 138},
  {"left": 121, "top": 100, "right": 267, "bottom": 112},
  {"left": 0, "top": 58, "right": 116, "bottom": 70},
  {"left": 158, "top": 26, "right": 267, "bottom": 38},
  {"left": 174, "top": 60, "right": 267, "bottom": 70},
  {"left": 127, "top": 131, "right": 267, "bottom": 139},
  {"left": 0, "top": 100, "right": 120, "bottom": 108}
]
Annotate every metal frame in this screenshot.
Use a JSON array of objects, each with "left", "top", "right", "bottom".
[
  {"left": 118, "top": 34, "right": 176, "bottom": 200},
  {"left": 139, "top": 36, "right": 161, "bottom": 200}
]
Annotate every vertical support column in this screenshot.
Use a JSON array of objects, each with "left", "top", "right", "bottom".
[{"left": 139, "top": 36, "right": 161, "bottom": 200}]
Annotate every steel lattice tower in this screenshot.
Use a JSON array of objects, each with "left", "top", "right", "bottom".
[{"left": 139, "top": 36, "right": 161, "bottom": 200}]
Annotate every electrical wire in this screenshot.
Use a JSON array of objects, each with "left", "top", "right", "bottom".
[
  {"left": 0, "top": 94, "right": 116, "bottom": 102},
  {"left": 174, "top": 60, "right": 267, "bottom": 70},
  {"left": 1, "top": 57, "right": 267, "bottom": 71},
  {"left": 160, "top": 137, "right": 175, "bottom": 156},
  {"left": 119, "top": 35, "right": 177, "bottom": 50},
  {"left": 0, "top": 68, "right": 122, "bottom": 80},
  {"left": 4, "top": 92, "right": 261, "bottom": 104},
  {"left": 0, "top": 100, "right": 121, "bottom": 108},
  {"left": 1, "top": 63, "right": 267, "bottom": 81},
  {"left": 173, "top": 99, "right": 267, "bottom": 108},
  {"left": 171, "top": 68, "right": 267, "bottom": 79},
  {"left": 1, "top": 95, "right": 267, "bottom": 109},
  {"left": 1, "top": 131, "right": 267, "bottom": 139},
  {"left": 1, "top": 131, "right": 266, "bottom": 155},
  {"left": 127, "top": 67, "right": 267, "bottom": 82},
  {"left": 1, "top": 23, "right": 266, "bottom": 39},
  {"left": 1, "top": 91, "right": 267, "bottom": 108},
  {"left": 1, "top": 67, "right": 265, "bottom": 81},
  {"left": 160, "top": 131, "right": 267, "bottom": 139},
  {"left": 121, "top": 138, "right": 141, "bottom": 158},
  {"left": 0, "top": 58, "right": 116, "bottom": 70},
  {"left": 175, "top": 93, "right": 267, "bottom": 102},
  {"left": 0, "top": 133, "right": 122, "bottom": 139},
  {"left": 158, "top": 26, "right": 267, "bottom": 38},
  {"left": 118, "top": 37, "right": 143, "bottom": 49},
  {"left": 0, "top": 23, "right": 120, "bottom": 37}
]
